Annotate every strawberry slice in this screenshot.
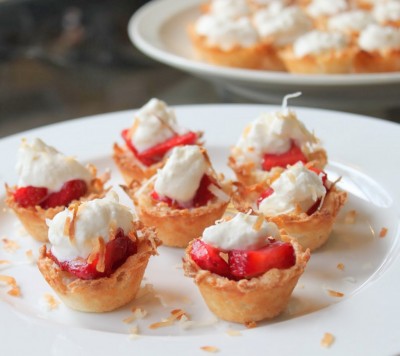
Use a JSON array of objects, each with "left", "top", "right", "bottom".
[
  {"left": 257, "top": 187, "right": 274, "bottom": 206},
  {"left": 262, "top": 141, "right": 307, "bottom": 171},
  {"left": 13, "top": 186, "right": 48, "bottom": 208},
  {"left": 229, "top": 241, "right": 296, "bottom": 279},
  {"left": 122, "top": 129, "right": 198, "bottom": 166},
  {"left": 41, "top": 179, "right": 87, "bottom": 209},
  {"left": 49, "top": 229, "right": 137, "bottom": 280},
  {"left": 190, "top": 239, "right": 231, "bottom": 278}
]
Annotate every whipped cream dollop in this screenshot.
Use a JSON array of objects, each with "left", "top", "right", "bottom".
[
  {"left": 293, "top": 30, "right": 349, "bottom": 57},
  {"left": 131, "top": 98, "right": 186, "bottom": 152},
  {"left": 209, "top": 0, "right": 250, "bottom": 19},
  {"left": 358, "top": 24, "right": 400, "bottom": 51},
  {"left": 202, "top": 212, "right": 280, "bottom": 250},
  {"left": 307, "top": 0, "right": 348, "bottom": 18},
  {"left": 16, "top": 138, "right": 92, "bottom": 192},
  {"left": 236, "top": 107, "right": 316, "bottom": 166},
  {"left": 48, "top": 192, "right": 134, "bottom": 262},
  {"left": 253, "top": 6, "right": 313, "bottom": 46},
  {"left": 258, "top": 162, "right": 326, "bottom": 216},
  {"left": 195, "top": 15, "right": 259, "bottom": 51},
  {"left": 373, "top": 1, "right": 400, "bottom": 24},
  {"left": 328, "top": 10, "right": 374, "bottom": 33},
  {"left": 154, "top": 146, "right": 207, "bottom": 206}
]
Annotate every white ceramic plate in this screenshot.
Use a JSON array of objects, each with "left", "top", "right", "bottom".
[
  {"left": 128, "top": 0, "right": 400, "bottom": 111},
  {"left": 0, "top": 104, "right": 400, "bottom": 355}
]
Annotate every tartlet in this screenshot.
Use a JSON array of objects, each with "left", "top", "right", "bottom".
[
  {"left": 183, "top": 214, "right": 310, "bottom": 323},
  {"left": 233, "top": 163, "right": 347, "bottom": 251},
  {"left": 5, "top": 138, "right": 108, "bottom": 243},
  {"left": 228, "top": 94, "right": 327, "bottom": 186},
  {"left": 113, "top": 98, "right": 202, "bottom": 185},
  {"left": 37, "top": 195, "right": 160, "bottom": 312},
  {"left": 124, "top": 146, "right": 232, "bottom": 248}
]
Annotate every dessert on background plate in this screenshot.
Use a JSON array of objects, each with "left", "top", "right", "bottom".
[
  {"left": 233, "top": 162, "right": 347, "bottom": 251},
  {"left": 229, "top": 92, "right": 327, "bottom": 186},
  {"left": 189, "top": 0, "right": 400, "bottom": 73},
  {"left": 183, "top": 212, "right": 310, "bottom": 323},
  {"left": 125, "top": 145, "right": 231, "bottom": 248},
  {"left": 5, "top": 138, "right": 108, "bottom": 243},
  {"left": 113, "top": 98, "right": 202, "bottom": 185},
  {"left": 37, "top": 192, "right": 160, "bottom": 312}
]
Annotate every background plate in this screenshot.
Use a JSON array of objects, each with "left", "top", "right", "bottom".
[
  {"left": 0, "top": 104, "right": 400, "bottom": 355},
  {"left": 128, "top": 0, "right": 400, "bottom": 111}
]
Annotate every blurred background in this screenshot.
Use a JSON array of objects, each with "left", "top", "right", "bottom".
[
  {"left": 0, "top": 0, "right": 223, "bottom": 138},
  {"left": 1, "top": 0, "right": 399, "bottom": 138}
]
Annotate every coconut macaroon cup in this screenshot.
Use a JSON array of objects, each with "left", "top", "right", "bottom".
[
  {"left": 124, "top": 145, "right": 232, "bottom": 248},
  {"left": 5, "top": 138, "right": 108, "bottom": 243},
  {"left": 113, "top": 98, "right": 202, "bottom": 185},
  {"left": 279, "top": 30, "right": 357, "bottom": 74},
  {"left": 354, "top": 24, "right": 400, "bottom": 72},
  {"left": 228, "top": 93, "right": 327, "bottom": 186},
  {"left": 189, "top": 12, "right": 285, "bottom": 70},
  {"left": 233, "top": 162, "right": 347, "bottom": 251},
  {"left": 37, "top": 193, "right": 160, "bottom": 313},
  {"left": 183, "top": 213, "right": 310, "bottom": 324}
]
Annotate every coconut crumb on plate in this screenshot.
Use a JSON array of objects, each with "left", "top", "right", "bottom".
[
  {"left": 327, "top": 289, "right": 344, "bottom": 298},
  {"left": 1, "top": 238, "right": 20, "bottom": 253},
  {"left": 149, "top": 309, "right": 188, "bottom": 329},
  {"left": 200, "top": 346, "right": 219, "bottom": 353},
  {"left": 379, "top": 227, "right": 388, "bottom": 238},
  {"left": 226, "top": 329, "right": 242, "bottom": 336},
  {"left": 321, "top": 332, "right": 335, "bottom": 348},
  {"left": 123, "top": 307, "right": 148, "bottom": 324},
  {"left": 337, "top": 263, "right": 345, "bottom": 271},
  {"left": 0, "top": 274, "right": 21, "bottom": 297}
]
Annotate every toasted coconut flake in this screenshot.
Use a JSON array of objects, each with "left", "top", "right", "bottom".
[
  {"left": 245, "top": 321, "right": 257, "bottom": 329},
  {"left": 321, "top": 332, "right": 335, "bottom": 348},
  {"left": 327, "top": 289, "right": 344, "bottom": 298},
  {"left": 344, "top": 210, "right": 357, "bottom": 224},
  {"left": 208, "top": 184, "right": 230, "bottom": 203},
  {"left": 1, "top": 238, "right": 20, "bottom": 253},
  {"left": 0, "top": 274, "right": 20, "bottom": 297},
  {"left": 67, "top": 203, "right": 79, "bottom": 243},
  {"left": 43, "top": 293, "right": 60, "bottom": 310},
  {"left": 109, "top": 220, "right": 118, "bottom": 241},
  {"left": 226, "top": 329, "right": 242, "bottom": 336},
  {"left": 336, "top": 263, "right": 345, "bottom": 271},
  {"left": 149, "top": 309, "right": 188, "bottom": 329},
  {"left": 200, "top": 346, "right": 219, "bottom": 353},
  {"left": 379, "top": 227, "right": 388, "bottom": 238},
  {"left": 252, "top": 214, "right": 265, "bottom": 232},
  {"left": 123, "top": 307, "right": 148, "bottom": 324}
]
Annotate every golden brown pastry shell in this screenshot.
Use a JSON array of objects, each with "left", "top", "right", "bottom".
[
  {"left": 228, "top": 147, "right": 327, "bottom": 186},
  {"left": 354, "top": 49, "right": 400, "bottom": 73},
  {"left": 126, "top": 179, "right": 232, "bottom": 248},
  {"left": 279, "top": 46, "right": 356, "bottom": 74},
  {"left": 233, "top": 184, "right": 347, "bottom": 251},
  {"left": 112, "top": 143, "right": 163, "bottom": 185},
  {"left": 37, "top": 221, "right": 160, "bottom": 312},
  {"left": 183, "top": 236, "right": 310, "bottom": 324},
  {"left": 5, "top": 172, "right": 108, "bottom": 243},
  {"left": 189, "top": 26, "right": 286, "bottom": 71}
]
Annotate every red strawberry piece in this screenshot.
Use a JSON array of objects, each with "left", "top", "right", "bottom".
[
  {"left": 229, "top": 241, "right": 296, "bottom": 279},
  {"left": 138, "top": 131, "right": 198, "bottom": 163},
  {"left": 190, "top": 239, "right": 231, "bottom": 278},
  {"left": 40, "top": 179, "right": 87, "bottom": 209},
  {"left": 103, "top": 229, "right": 137, "bottom": 275},
  {"left": 13, "top": 186, "right": 48, "bottom": 208},
  {"left": 49, "top": 229, "right": 137, "bottom": 280},
  {"left": 192, "top": 174, "right": 218, "bottom": 207},
  {"left": 122, "top": 129, "right": 198, "bottom": 166},
  {"left": 121, "top": 129, "right": 154, "bottom": 166},
  {"left": 262, "top": 141, "right": 307, "bottom": 171},
  {"left": 257, "top": 187, "right": 274, "bottom": 207},
  {"left": 151, "top": 190, "right": 174, "bottom": 206}
]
